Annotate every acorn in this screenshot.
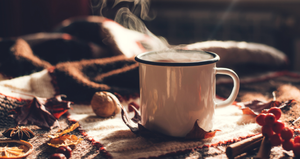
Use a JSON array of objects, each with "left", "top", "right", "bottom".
[{"left": 91, "top": 91, "right": 121, "bottom": 117}]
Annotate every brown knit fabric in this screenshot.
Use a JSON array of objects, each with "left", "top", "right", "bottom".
[
  {"left": 0, "top": 37, "right": 140, "bottom": 102},
  {"left": 0, "top": 38, "right": 52, "bottom": 77},
  {"left": 52, "top": 55, "right": 139, "bottom": 102},
  {"left": 0, "top": 16, "right": 143, "bottom": 102}
]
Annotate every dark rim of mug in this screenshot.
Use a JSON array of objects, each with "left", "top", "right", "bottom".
[{"left": 135, "top": 50, "right": 220, "bottom": 66}]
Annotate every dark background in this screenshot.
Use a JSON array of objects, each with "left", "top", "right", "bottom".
[
  {"left": 0, "top": 0, "right": 300, "bottom": 70},
  {"left": 0, "top": 0, "right": 91, "bottom": 38}
]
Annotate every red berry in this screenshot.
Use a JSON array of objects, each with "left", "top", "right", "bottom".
[
  {"left": 281, "top": 127, "right": 294, "bottom": 141},
  {"left": 267, "top": 107, "right": 282, "bottom": 120},
  {"left": 49, "top": 153, "right": 67, "bottom": 159},
  {"left": 272, "top": 120, "right": 285, "bottom": 134},
  {"left": 264, "top": 113, "right": 276, "bottom": 125},
  {"left": 295, "top": 136, "right": 300, "bottom": 143},
  {"left": 256, "top": 113, "right": 266, "bottom": 126},
  {"left": 282, "top": 139, "right": 294, "bottom": 151},
  {"left": 56, "top": 146, "right": 72, "bottom": 158},
  {"left": 269, "top": 133, "right": 283, "bottom": 146},
  {"left": 262, "top": 124, "right": 274, "bottom": 137},
  {"left": 293, "top": 143, "right": 300, "bottom": 157}
]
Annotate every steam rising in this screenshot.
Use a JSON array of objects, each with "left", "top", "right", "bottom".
[
  {"left": 114, "top": 7, "right": 169, "bottom": 52},
  {"left": 112, "top": 0, "right": 153, "bottom": 21},
  {"left": 92, "top": 0, "right": 153, "bottom": 21},
  {"left": 92, "top": 0, "right": 169, "bottom": 52},
  {"left": 91, "top": 0, "right": 107, "bottom": 17}
]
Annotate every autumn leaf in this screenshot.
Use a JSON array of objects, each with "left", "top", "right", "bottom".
[
  {"left": 48, "top": 122, "right": 80, "bottom": 139},
  {"left": 10, "top": 95, "right": 71, "bottom": 129},
  {"left": 48, "top": 122, "right": 82, "bottom": 148},
  {"left": 42, "top": 95, "right": 72, "bottom": 119},
  {"left": 121, "top": 104, "right": 140, "bottom": 134},
  {"left": 241, "top": 99, "right": 295, "bottom": 116},
  {"left": 48, "top": 134, "right": 83, "bottom": 148},
  {"left": 185, "top": 120, "right": 220, "bottom": 139}
]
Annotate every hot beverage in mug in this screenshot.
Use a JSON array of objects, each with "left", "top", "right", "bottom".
[
  {"left": 135, "top": 49, "right": 239, "bottom": 137},
  {"left": 145, "top": 50, "right": 214, "bottom": 63}
]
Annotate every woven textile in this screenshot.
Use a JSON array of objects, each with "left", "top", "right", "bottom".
[
  {"left": 68, "top": 101, "right": 259, "bottom": 159},
  {"left": 0, "top": 69, "right": 299, "bottom": 158},
  {"left": 0, "top": 69, "right": 260, "bottom": 158}
]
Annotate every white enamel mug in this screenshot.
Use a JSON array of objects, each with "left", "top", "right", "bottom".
[{"left": 135, "top": 49, "right": 240, "bottom": 137}]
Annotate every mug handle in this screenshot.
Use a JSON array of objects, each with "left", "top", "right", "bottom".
[{"left": 215, "top": 68, "right": 240, "bottom": 107}]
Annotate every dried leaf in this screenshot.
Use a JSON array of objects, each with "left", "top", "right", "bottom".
[
  {"left": 11, "top": 98, "right": 58, "bottom": 129},
  {"left": 129, "top": 104, "right": 141, "bottom": 124},
  {"left": 47, "top": 134, "right": 83, "bottom": 148},
  {"left": 43, "top": 95, "right": 72, "bottom": 119},
  {"left": 121, "top": 104, "right": 140, "bottom": 134},
  {"left": 10, "top": 95, "right": 71, "bottom": 129},
  {"left": 47, "top": 122, "right": 82, "bottom": 148},
  {"left": 241, "top": 107, "right": 257, "bottom": 116},
  {"left": 48, "top": 122, "right": 80, "bottom": 139},
  {"left": 241, "top": 99, "right": 295, "bottom": 116},
  {"left": 185, "top": 120, "right": 220, "bottom": 139}
]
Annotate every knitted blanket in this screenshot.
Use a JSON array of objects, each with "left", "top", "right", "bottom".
[
  {"left": 0, "top": 69, "right": 299, "bottom": 159},
  {"left": 68, "top": 99, "right": 260, "bottom": 159},
  {"left": 0, "top": 16, "right": 296, "bottom": 158},
  {"left": 0, "top": 16, "right": 288, "bottom": 102}
]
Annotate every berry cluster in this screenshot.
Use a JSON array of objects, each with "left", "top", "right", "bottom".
[{"left": 256, "top": 107, "right": 300, "bottom": 157}]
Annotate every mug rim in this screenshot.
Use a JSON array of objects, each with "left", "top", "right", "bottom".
[{"left": 135, "top": 49, "right": 220, "bottom": 66}]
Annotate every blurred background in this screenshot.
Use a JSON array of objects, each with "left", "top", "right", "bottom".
[{"left": 0, "top": 0, "right": 300, "bottom": 70}]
